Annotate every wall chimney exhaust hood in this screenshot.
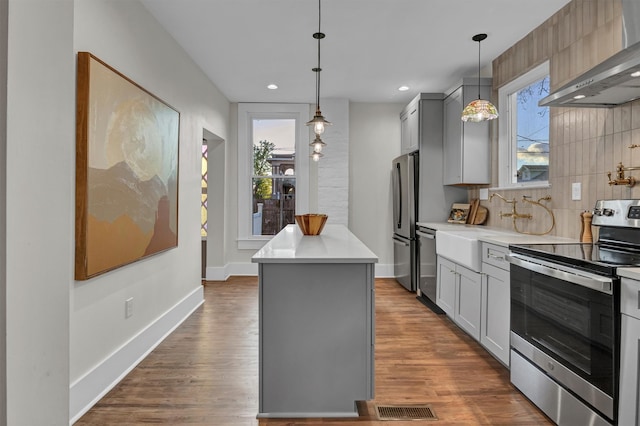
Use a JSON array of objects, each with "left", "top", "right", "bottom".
[{"left": 539, "top": 0, "right": 640, "bottom": 108}]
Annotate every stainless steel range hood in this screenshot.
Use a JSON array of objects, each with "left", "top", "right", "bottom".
[{"left": 539, "top": 0, "right": 640, "bottom": 108}]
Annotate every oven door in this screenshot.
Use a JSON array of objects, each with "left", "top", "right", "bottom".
[{"left": 508, "top": 253, "right": 617, "bottom": 421}]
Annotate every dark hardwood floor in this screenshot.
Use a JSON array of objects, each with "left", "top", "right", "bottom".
[{"left": 76, "top": 277, "right": 551, "bottom": 425}]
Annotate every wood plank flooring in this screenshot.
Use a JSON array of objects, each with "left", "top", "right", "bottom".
[{"left": 76, "top": 277, "right": 552, "bottom": 425}]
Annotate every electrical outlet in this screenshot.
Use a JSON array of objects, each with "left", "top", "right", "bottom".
[
  {"left": 572, "top": 182, "right": 581, "bottom": 201},
  {"left": 479, "top": 188, "right": 489, "bottom": 200},
  {"left": 125, "top": 297, "right": 133, "bottom": 318}
]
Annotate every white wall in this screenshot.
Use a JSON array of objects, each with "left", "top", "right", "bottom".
[
  {"left": 349, "top": 103, "right": 404, "bottom": 277},
  {"left": 0, "top": 0, "right": 234, "bottom": 423},
  {"left": 222, "top": 101, "right": 402, "bottom": 275},
  {"left": 70, "top": 1, "right": 230, "bottom": 419},
  {"left": 0, "top": 0, "right": 7, "bottom": 423},
  {"left": 318, "top": 98, "right": 349, "bottom": 225},
  {"left": 6, "top": 1, "right": 74, "bottom": 424}
]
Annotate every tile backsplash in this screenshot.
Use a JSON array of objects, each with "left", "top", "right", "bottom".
[{"left": 472, "top": 0, "right": 640, "bottom": 240}]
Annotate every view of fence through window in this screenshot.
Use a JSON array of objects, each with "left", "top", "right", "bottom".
[
  {"left": 516, "top": 75, "right": 550, "bottom": 183},
  {"left": 252, "top": 119, "right": 296, "bottom": 235},
  {"left": 201, "top": 143, "right": 208, "bottom": 237}
]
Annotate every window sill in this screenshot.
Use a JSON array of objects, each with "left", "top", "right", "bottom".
[
  {"left": 490, "top": 182, "right": 551, "bottom": 191},
  {"left": 237, "top": 237, "right": 271, "bottom": 250}
]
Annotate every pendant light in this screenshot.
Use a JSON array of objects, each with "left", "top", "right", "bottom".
[
  {"left": 307, "top": 0, "right": 331, "bottom": 161},
  {"left": 461, "top": 33, "right": 498, "bottom": 122}
]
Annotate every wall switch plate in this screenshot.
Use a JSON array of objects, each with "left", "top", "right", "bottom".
[
  {"left": 572, "top": 182, "right": 581, "bottom": 201},
  {"left": 125, "top": 297, "right": 133, "bottom": 318},
  {"left": 479, "top": 188, "right": 489, "bottom": 200}
]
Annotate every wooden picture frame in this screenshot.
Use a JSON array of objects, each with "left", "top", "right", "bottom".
[{"left": 75, "top": 52, "right": 180, "bottom": 280}]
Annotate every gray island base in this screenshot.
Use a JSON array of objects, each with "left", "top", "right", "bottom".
[{"left": 252, "top": 224, "right": 378, "bottom": 418}]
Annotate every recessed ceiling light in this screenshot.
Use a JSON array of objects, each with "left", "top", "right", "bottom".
[
  {"left": 267, "top": 84, "right": 278, "bottom": 90},
  {"left": 573, "top": 94, "right": 586, "bottom": 99},
  {"left": 398, "top": 86, "right": 409, "bottom": 92},
  {"left": 631, "top": 71, "right": 640, "bottom": 78}
]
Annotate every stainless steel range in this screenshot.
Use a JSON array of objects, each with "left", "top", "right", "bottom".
[{"left": 507, "top": 199, "right": 640, "bottom": 426}]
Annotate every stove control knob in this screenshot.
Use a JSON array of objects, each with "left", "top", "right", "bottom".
[{"left": 595, "top": 208, "right": 614, "bottom": 216}]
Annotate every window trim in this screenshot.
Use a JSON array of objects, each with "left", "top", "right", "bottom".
[
  {"left": 237, "top": 103, "right": 310, "bottom": 249},
  {"left": 497, "top": 61, "right": 550, "bottom": 189}
]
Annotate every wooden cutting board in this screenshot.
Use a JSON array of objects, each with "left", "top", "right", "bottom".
[{"left": 473, "top": 206, "right": 488, "bottom": 225}]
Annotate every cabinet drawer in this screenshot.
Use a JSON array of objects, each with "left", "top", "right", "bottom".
[
  {"left": 482, "top": 242, "right": 510, "bottom": 272},
  {"left": 621, "top": 278, "right": 640, "bottom": 319}
]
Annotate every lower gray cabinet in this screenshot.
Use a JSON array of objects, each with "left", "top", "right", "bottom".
[
  {"left": 436, "top": 255, "right": 481, "bottom": 340},
  {"left": 480, "top": 243, "right": 510, "bottom": 366},
  {"left": 619, "top": 277, "right": 640, "bottom": 425},
  {"left": 258, "top": 262, "right": 374, "bottom": 418}
]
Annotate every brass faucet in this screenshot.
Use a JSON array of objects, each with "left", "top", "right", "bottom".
[
  {"left": 489, "top": 193, "right": 532, "bottom": 219},
  {"left": 607, "top": 162, "right": 636, "bottom": 187},
  {"left": 489, "top": 193, "right": 554, "bottom": 235}
]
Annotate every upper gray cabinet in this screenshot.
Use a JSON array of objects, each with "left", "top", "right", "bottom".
[
  {"left": 400, "top": 97, "right": 419, "bottom": 154},
  {"left": 443, "top": 78, "right": 492, "bottom": 186}
]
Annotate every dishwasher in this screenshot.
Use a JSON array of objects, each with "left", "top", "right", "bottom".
[{"left": 416, "top": 225, "right": 445, "bottom": 314}]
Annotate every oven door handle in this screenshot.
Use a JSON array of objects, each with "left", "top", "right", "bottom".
[{"left": 506, "top": 253, "right": 613, "bottom": 294}]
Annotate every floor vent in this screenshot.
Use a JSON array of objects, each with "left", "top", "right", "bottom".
[{"left": 375, "top": 404, "right": 438, "bottom": 421}]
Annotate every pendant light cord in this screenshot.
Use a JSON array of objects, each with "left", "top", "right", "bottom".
[
  {"left": 477, "top": 37, "right": 481, "bottom": 100},
  {"left": 315, "top": 0, "right": 322, "bottom": 110}
]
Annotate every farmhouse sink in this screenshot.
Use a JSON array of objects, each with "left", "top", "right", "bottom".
[{"left": 435, "top": 229, "right": 506, "bottom": 272}]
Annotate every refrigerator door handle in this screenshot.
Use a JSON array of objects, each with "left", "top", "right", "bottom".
[{"left": 395, "top": 163, "right": 402, "bottom": 229}]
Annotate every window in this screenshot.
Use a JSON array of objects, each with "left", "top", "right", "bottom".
[
  {"left": 201, "top": 141, "right": 208, "bottom": 237},
  {"left": 498, "top": 61, "right": 550, "bottom": 188},
  {"left": 238, "top": 103, "right": 309, "bottom": 249}
]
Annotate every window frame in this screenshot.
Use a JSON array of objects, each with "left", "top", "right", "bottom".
[
  {"left": 497, "top": 61, "right": 551, "bottom": 189},
  {"left": 237, "top": 103, "right": 310, "bottom": 249}
]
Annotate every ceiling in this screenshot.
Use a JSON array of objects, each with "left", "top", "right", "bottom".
[{"left": 140, "top": 0, "right": 570, "bottom": 105}]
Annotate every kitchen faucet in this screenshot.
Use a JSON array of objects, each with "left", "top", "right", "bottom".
[
  {"left": 489, "top": 193, "right": 532, "bottom": 219},
  {"left": 489, "top": 193, "right": 555, "bottom": 235}
]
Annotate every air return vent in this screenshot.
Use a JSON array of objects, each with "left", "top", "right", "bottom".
[{"left": 374, "top": 404, "right": 438, "bottom": 421}]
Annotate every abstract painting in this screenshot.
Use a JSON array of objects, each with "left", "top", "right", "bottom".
[{"left": 75, "top": 52, "right": 180, "bottom": 280}]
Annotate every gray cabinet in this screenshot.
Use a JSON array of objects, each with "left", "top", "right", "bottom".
[
  {"left": 436, "top": 256, "right": 456, "bottom": 317},
  {"left": 436, "top": 255, "right": 482, "bottom": 340},
  {"left": 400, "top": 93, "right": 445, "bottom": 156},
  {"left": 253, "top": 225, "right": 376, "bottom": 418},
  {"left": 443, "top": 78, "right": 492, "bottom": 185},
  {"left": 619, "top": 277, "right": 640, "bottom": 425},
  {"left": 454, "top": 263, "right": 482, "bottom": 340},
  {"left": 480, "top": 242, "right": 510, "bottom": 366},
  {"left": 400, "top": 97, "right": 419, "bottom": 154}
]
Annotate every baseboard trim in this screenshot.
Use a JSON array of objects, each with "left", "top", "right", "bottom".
[
  {"left": 206, "top": 262, "right": 394, "bottom": 280},
  {"left": 69, "top": 285, "right": 204, "bottom": 424}
]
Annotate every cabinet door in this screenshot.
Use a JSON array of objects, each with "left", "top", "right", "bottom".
[
  {"left": 443, "top": 87, "right": 463, "bottom": 185},
  {"left": 454, "top": 264, "right": 481, "bottom": 340},
  {"left": 401, "top": 101, "right": 419, "bottom": 154},
  {"left": 619, "top": 314, "right": 640, "bottom": 426},
  {"left": 480, "top": 263, "right": 510, "bottom": 366},
  {"left": 436, "top": 256, "right": 456, "bottom": 317},
  {"left": 400, "top": 111, "right": 410, "bottom": 154}
]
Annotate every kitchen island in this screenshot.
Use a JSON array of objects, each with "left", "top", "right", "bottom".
[{"left": 252, "top": 224, "right": 378, "bottom": 418}]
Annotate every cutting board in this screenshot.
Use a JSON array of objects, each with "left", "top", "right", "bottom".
[{"left": 473, "top": 206, "right": 488, "bottom": 225}]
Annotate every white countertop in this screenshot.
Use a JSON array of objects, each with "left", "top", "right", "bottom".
[
  {"left": 417, "top": 221, "right": 578, "bottom": 247},
  {"left": 618, "top": 268, "right": 640, "bottom": 281},
  {"left": 251, "top": 224, "right": 378, "bottom": 264}
]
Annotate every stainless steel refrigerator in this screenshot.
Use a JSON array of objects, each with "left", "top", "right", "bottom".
[
  {"left": 392, "top": 95, "right": 467, "bottom": 296},
  {"left": 392, "top": 153, "right": 418, "bottom": 292}
]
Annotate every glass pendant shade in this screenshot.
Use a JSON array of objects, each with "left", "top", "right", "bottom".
[
  {"left": 306, "top": 109, "right": 331, "bottom": 135},
  {"left": 461, "top": 33, "right": 498, "bottom": 122},
  {"left": 311, "top": 151, "right": 324, "bottom": 162},
  {"left": 310, "top": 135, "right": 326, "bottom": 153},
  {"left": 461, "top": 99, "right": 499, "bottom": 122}
]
